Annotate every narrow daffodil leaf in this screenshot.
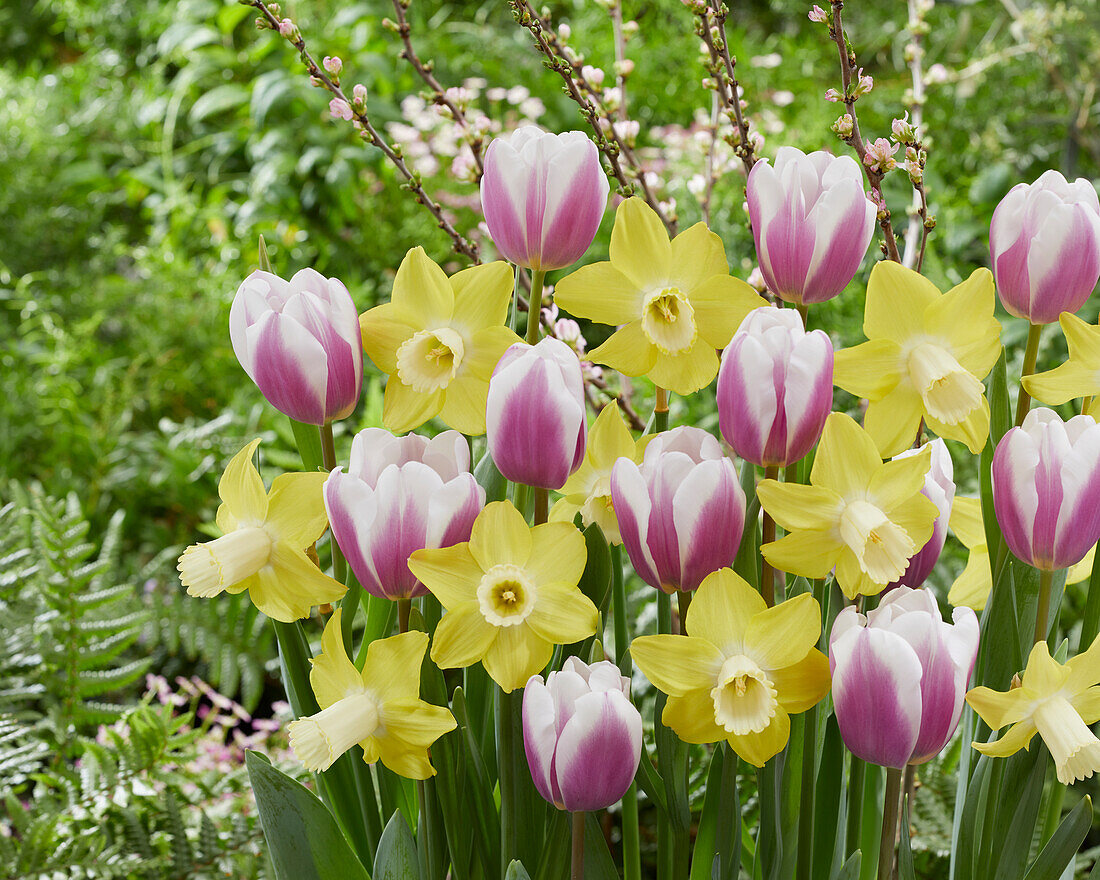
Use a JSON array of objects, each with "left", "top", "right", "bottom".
[{"left": 1022, "top": 795, "right": 1091, "bottom": 880}]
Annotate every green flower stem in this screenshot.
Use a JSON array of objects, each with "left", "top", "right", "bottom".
[
  {"left": 320, "top": 422, "right": 347, "bottom": 586},
  {"left": 611, "top": 544, "right": 643, "bottom": 880},
  {"left": 533, "top": 486, "right": 549, "bottom": 526},
  {"left": 846, "top": 756, "right": 865, "bottom": 858},
  {"left": 498, "top": 687, "right": 518, "bottom": 874},
  {"left": 397, "top": 597, "right": 412, "bottom": 635},
  {"left": 525, "top": 269, "right": 547, "bottom": 345},
  {"left": 571, "top": 811, "right": 586, "bottom": 880},
  {"left": 877, "top": 766, "right": 903, "bottom": 880},
  {"left": 797, "top": 303, "right": 809, "bottom": 329},
  {"left": 676, "top": 589, "right": 692, "bottom": 635},
  {"left": 760, "top": 465, "right": 781, "bottom": 606},
  {"left": 796, "top": 705, "right": 818, "bottom": 880},
  {"left": 1034, "top": 567, "right": 1054, "bottom": 645},
  {"left": 654, "top": 387, "right": 669, "bottom": 434},
  {"left": 621, "top": 782, "right": 642, "bottom": 880},
  {"left": 1015, "top": 322, "right": 1043, "bottom": 427}
]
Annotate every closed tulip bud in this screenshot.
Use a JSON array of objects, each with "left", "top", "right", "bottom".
[
  {"left": 323, "top": 428, "right": 484, "bottom": 600},
  {"left": 746, "top": 147, "right": 876, "bottom": 305},
  {"left": 992, "top": 408, "right": 1100, "bottom": 571},
  {"left": 480, "top": 126, "right": 609, "bottom": 271},
  {"left": 230, "top": 268, "right": 363, "bottom": 425},
  {"left": 522, "top": 657, "right": 642, "bottom": 812},
  {"left": 886, "top": 439, "right": 955, "bottom": 590},
  {"left": 487, "top": 338, "right": 586, "bottom": 490},
  {"left": 717, "top": 306, "right": 833, "bottom": 467},
  {"left": 990, "top": 170, "right": 1100, "bottom": 324},
  {"left": 830, "top": 587, "right": 979, "bottom": 768},
  {"left": 611, "top": 427, "right": 745, "bottom": 593}
]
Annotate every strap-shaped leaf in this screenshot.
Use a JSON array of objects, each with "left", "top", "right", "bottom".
[{"left": 1023, "top": 795, "right": 1092, "bottom": 880}]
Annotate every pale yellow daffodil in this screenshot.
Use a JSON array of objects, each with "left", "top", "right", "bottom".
[
  {"left": 408, "top": 501, "right": 598, "bottom": 693},
  {"left": 359, "top": 247, "right": 522, "bottom": 434},
  {"left": 177, "top": 439, "right": 345, "bottom": 622},
  {"left": 757, "top": 413, "right": 938, "bottom": 599},
  {"left": 1021, "top": 312, "right": 1100, "bottom": 418},
  {"left": 549, "top": 403, "right": 650, "bottom": 544},
  {"left": 833, "top": 262, "right": 1001, "bottom": 457},
  {"left": 967, "top": 638, "right": 1100, "bottom": 785},
  {"left": 1069, "top": 545, "right": 1097, "bottom": 585},
  {"left": 630, "top": 568, "right": 830, "bottom": 767},
  {"left": 946, "top": 496, "right": 994, "bottom": 611},
  {"left": 288, "top": 609, "right": 456, "bottom": 779},
  {"left": 553, "top": 198, "right": 766, "bottom": 396}
]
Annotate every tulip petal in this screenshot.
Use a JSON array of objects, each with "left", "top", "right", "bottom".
[
  {"left": 407, "top": 544, "right": 482, "bottom": 609},
  {"left": 630, "top": 634, "right": 725, "bottom": 697},
  {"left": 484, "top": 625, "right": 553, "bottom": 693},
  {"left": 745, "top": 592, "right": 821, "bottom": 671},
  {"left": 554, "top": 690, "right": 642, "bottom": 811},
  {"left": 671, "top": 458, "right": 744, "bottom": 591},
  {"left": 727, "top": 708, "right": 791, "bottom": 767},
  {"left": 266, "top": 471, "right": 330, "bottom": 547},
  {"left": 770, "top": 649, "right": 831, "bottom": 713},
  {"left": 685, "top": 568, "right": 766, "bottom": 656},
  {"left": 526, "top": 584, "right": 598, "bottom": 645},
  {"left": 246, "top": 311, "right": 330, "bottom": 425},
  {"left": 219, "top": 439, "right": 268, "bottom": 524},
  {"left": 610, "top": 198, "right": 671, "bottom": 289},
  {"left": 522, "top": 679, "right": 561, "bottom": 805},
  {"left": 553, "top": 261, "right": 644, "bottom": 326},
  {"left": 431, "top": 601, "right": 498, "bottom": 669}
]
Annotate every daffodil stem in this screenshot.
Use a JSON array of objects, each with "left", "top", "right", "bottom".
[
  {"left": 320, "top": 422, "right": 347, "bottom": 586},
  {"left": 796, "top": 705, "right": 817, "bottom": 880},
  {"left": 761, "top": 465, "right": 781, "bottom": 606},
  {"left": 1034, "top": 568, "right": 1054, "bottom": 645},
  {"left": 570, "top": 811, "right": 585, "bottom": 880},
  {"left": 654, "top": 387, "right": 669, "bottom": 434},
  {"left": 525, "top": 269, "right": 547, "bottom": 345},
  {"left": 845, "top": 756, "right": 865, "bottom": 858},
  {"left": 498, "top": 688, "right": 519, "bottom": 873},
  {"left": 877, "top": 766, "right": 903, "bottom": 880},
  {"left": 397, "top": 598, "right": 411, "bottom": 635},
  {"left": 622, "top": 782, "right": 642, "bottom": 880},
  {"left": 1015, "top": 323, "right": 1043, "bottom": 427},
  {"left": 533, "top": 487, "right": 549, "bottom": 526}
]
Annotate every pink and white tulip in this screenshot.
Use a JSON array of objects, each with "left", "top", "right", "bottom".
[
  {"left": 522, "top": 657, "right": 642, "bottom": 813},
  {"left": 610, "top": 427, "right": 745, "bottom": 593},
  {"left": 480, "top": 126, "right": 609, "bottom": 271},
  {"left": 886, "top": 439, "right": 955, "bottom": 590},
  {"left": 992, "top": 407, "right": 1100, "bottom": 571},
  {"left": 716, "top": 307, "right": 833, "bottom": 467},
  {"left": 830, "top": 587, "right": 979, "bottom": 768},
  {"left": 990, "top": 170, "right": 1100, "bottom": 324},
  {"left": 487, "top": 337, "right": 586, "bottom": 490},
  {"left": 230, "top": 268, "right": 363, "bottom": 425},
  {"left": 746, "top": 147, "right": 876, "bottom": 305},
  {"left": 323, "top": 429, "right": 484, "bottom": 600}
]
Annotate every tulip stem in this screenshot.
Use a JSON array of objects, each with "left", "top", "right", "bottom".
[
  {"left": 845, "top": 756, "right": 865, "bottom": 858},
  {"left": 760, "top": 465, "right": 781, "bottom": 606},
  {"left": 320, "top": 422, "right": 347, "bottom": 586},
  {"left": 570, "top": 811, "right": 585, "bottom": 880},
  {"left": 1015, "top": 323, "right": 1043, "bottom": 426},
  {"left": 498, "top": 688, "right": 518, "bottom": 873},
  {"left": 676, "top": 590, "right": 691, "bottom": 635},
  {"left": 797, "top": 303, "right": 809, "bottom": 329},
  {"left": 877, "top": 766, "right": 903, "bottom": 880},
  {"left": 654, "top": 387, "right": 669, "bottom": 434},
  {"left": 533, "top": 487, "right": 549, "bottom": 526},
  {"left": 1034, "top": 568, "right": 1054, "bottom": 645},
  {"left": 397, "top": 598, "right": 411, "bottom": 635},
  {"left": 525, "top": 269, "right": 547, "bottom": 345}
]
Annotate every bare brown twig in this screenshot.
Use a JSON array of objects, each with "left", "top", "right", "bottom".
[
  {"left": 247, "top": 0, "right": 480, "bottom": 263},
  {"left": 902, "top": 0, "right": 933, "bottom": 271},
  {"left": 695, "top": 2, "right": 757, "bottom": 176}
]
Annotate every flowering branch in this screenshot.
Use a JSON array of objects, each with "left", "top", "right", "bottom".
[
  {"left": 247, "top": 0, "right": 481, "bottom": 263},
  {"left": 693, "top": 1, "right": 758, "bottom": 176},
  {"left": 900, "top": 0, "right": 934, "bottom": 271},
  {"left": 508, "top": 0, "right": 677, "bottom": 236},
  {"left": 819, "top": 1, "right": 902, "bottom": 262},
  {"left": 382, "top": 0, "right": 486, "bottom": 182}
]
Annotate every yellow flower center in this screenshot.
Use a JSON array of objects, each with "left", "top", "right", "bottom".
[
  {"left": 710, "top": 654, "right": 778, "bottom": 735},
  {"left": 289, "top": 691, "right": 379, "bottom": 773},
  {"left": 1032, "top": 695, "right": 1100, "bottom": 785},
  {"left": 477, "top": 563, "right": 537, "bottom": 627},
  {"left": 396, "top": 327, "right": 465, "bottom": 393},
  {"left": 906, "top": 342, "right": 984, "bottom": 425},
  {"left": 839, "top": 500, "right": 916, "bottom": 585},
  {"left": 177, "top": 527, "right": 272, "bottom": 598},
  {"left": 641, "top": 287, "right": 697, "bottom": 354}
]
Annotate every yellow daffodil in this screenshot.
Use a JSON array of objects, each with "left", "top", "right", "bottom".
[
  {"left": 288, "top": 609, "right": 456, "bottom": 779},
  {"left": 630, "top": 568, "right": 830, "bottom": 767},
  {"left": 833, "top": 262, "right": 1001, "bottom": 457},
  {"left": 359, "top": 247, "right": 522, "bottom": 434},
  {"left": 757, "top": 413, "right": 938, "bottom": 599},
  {"left": 1021, "top": 312, "right": 1100, "bottom": 418},
  {"left": 1069, "top": 545, "right": 1097, "bottom": 585},
  {"left": 177, "top": 439, "right": 344, "bottom": 622},
  {"left": 408, "top": 501, "right": 598, "bottom": 692},
  {"left": 946, "top": 496, "right": 993, "bottom": 611},
  {"left": 549, "top": 403, "right": 650, "bottom": 544},
  {"left": 967, "top": 639, "right": 1100, "bottom": 784},
  {"left": 553, "top": 198, "right": 766, "bottom": 396}
]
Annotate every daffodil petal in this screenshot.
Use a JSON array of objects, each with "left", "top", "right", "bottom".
[
  {"left": 925, "top": 268, "right": 1000, "bottom": 378},
  {"left": 833, "top": 339, "right": 903, "bottom": 400},
  {"left": 586, "top": 403, "right": 639, "bottom": 470},
  {"left": 728, "top": 707, "right": 791, "bottom": 767},
  {"left": 609, "top": 198, "right": 671, "bottom": 289},
  {"left": 525, "top": 522, "right": 588, "bottom": 587},
  {"left": 382, "top": 699, "right": 457, "bottom": 747},
  {"left": 526, "top": 584, "right": 598, "bottom": 644},
  {"left": 630, "top": 634, "right": 725, "bottom": 697},
  {"left": 948, "top": 551, "right": 991, "bottom": 611},
  {"left": 469, "top": 501, "right": 532, "bottom": 569},
  {"left": 761, "top": 531, "right": 841, "bottom": 579},
  {"left": 863, "top": 260, "right": 941, "bottom": 344},
  {"left": 483, "top": 625, "right": 552, "bottom": 693},
  {"left": 1021, "top": 642, "right": 1071, "bottom": 693},
  {"left": 663, "top": 691, "right": 726, "bottom": 744},
  {"left": 464, "top": 325, "right": 524, "bottom": 380},
  {"left": 869, "top": 447, "right": 932, "bottom": 511},
  {"left": 375, "top": 740, "right": 437, "bottom": 779},
  {"left": 1023, "top": 362, "right": 1100, "bottom": 407},
  {"left": 756, "top": 481, "right": 844, "bottom": 532},
  {"left": 362, "top": 630, "right": 432, "bottom": 704},
  {"left": 1070, "top": 685, "right": 1100, "bottom": 725},
  {"left": 360, "top": 302, "right": 417, "bottom": 375},
  {"left": 219, "top": 439, "right": 268, "bottom": 524},
  {"left": 685, "top": 568, "right": 765, "bottom": 655},
  {"left": 310, "top": 609, "right": 363, "bottom": 709},
  {"left": 668, "top": 222, "right": 729, "bottom": 290},
  {"left": 252, "top": 544, "right": 345, "bottom": 622},
  {"left": 1065, "top": 636, "right": 1100, "bottom": 697},
  {"left": 553, "top": 261, "right": 643, "bottom": 326},
  {"left": 810, "top": 413, "right": 882, "bottom": 497},
  {"left": 408, "top": 543, "right": 482, "bottom": 608},
  {"left": 438, "top": 374, "right": 490, "bottom": 436},
  {"left": 646, "top": 339, "right": 720, "bottom": 397},
  {"left": 971, "top": 720, "right": 1037, "bottom": 758},
  {"left": 925, "top": 396, "right": 990, "bottom": 455},
  {"left": 834, "top": 549, "right": 886, "bottom": 599},
  {"left": 745, "top": 592, "right": 821, "bottom": 671},
  {"left": 382, "top": 377, "right": 445, "bottom": 433},
  {"left": 770, "top": 649, "right": 831, "bottom": 713},
  {"left": 588, "top": 323, "right": 659, "bottom": 378},
  {"left": 430, "top": 601, "right": 497, "bottom": 669},
  {"left": 450, "top": 261, "right": 515, "bottom": 332},
  {"left": 391, "top": 246, "right": 455, "bottom": 326},
  {"left": 689, "top": 275, "right": 766, "bottom": 350},
  {"left": 266, "top": 471, "right": 330, "bottom": 547},
  {"left": 1068, "top": 544, "right": 1097, "bottom": 585},
  {"left": 863, "top": 387, "right": 924, "bottom": 459},
  {"left": 963, "top": 685, "right": 1029, "bottom": 730}
]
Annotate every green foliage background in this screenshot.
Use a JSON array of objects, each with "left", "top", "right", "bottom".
[{"left": 3, "top": 0, "right": 1100, "bottom": 876}]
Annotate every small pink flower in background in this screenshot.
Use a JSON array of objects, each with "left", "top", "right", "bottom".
[
  {"left": 487, "top": 338, "right": 587, "bottom": 490},
  {"left": 611, "top": 427, "right": 745, "bottom": 594},
  {"left": 863, "top": 138, "right": 898, "bottom": 172},
  {"left": 480, "top": 126, "right": 609, "bottom": 271},
  {"left": 229, "top": 268, "right": 363, "bottom": 425},
  {"left": 989, "top": 170, "right": 1100, "bottom": 324},
  {"left": 323, "top": 429, "right": 484, "bottom": 600},
  {"left": 746, "top": 147, "right": 876, "bottom": 305},
  {"left": 717, "top": 307, "right": 832, "bottom": 468},
  {"left": 352, "top": 84, "right": 368, "bottom": 105},
  {"left": 830, "top": 587, "right": 979, "bottom": 768},
  {"left": 886, "top": 440, "right": 955, "bottom": 590},
  {"left": 992, "top": 408, "right": 1100, "bottom": 571},
  {"left": 322, "top": 56, "right": 342, "bottom": 76},
  {"left": 824, "top": 88, "right": 842, "bottom": 103},
  {"left": 328, "top": 97, "right": 353, "bottom": 120},
  {"left": 278, "top": 18, "right": 294, "bottom": 37},
  {"left": 523, "top": 657, "right": 642, "bottom": 812},
  {"left": 808, "top": 5, "right": 827, "bottom": 22}
]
